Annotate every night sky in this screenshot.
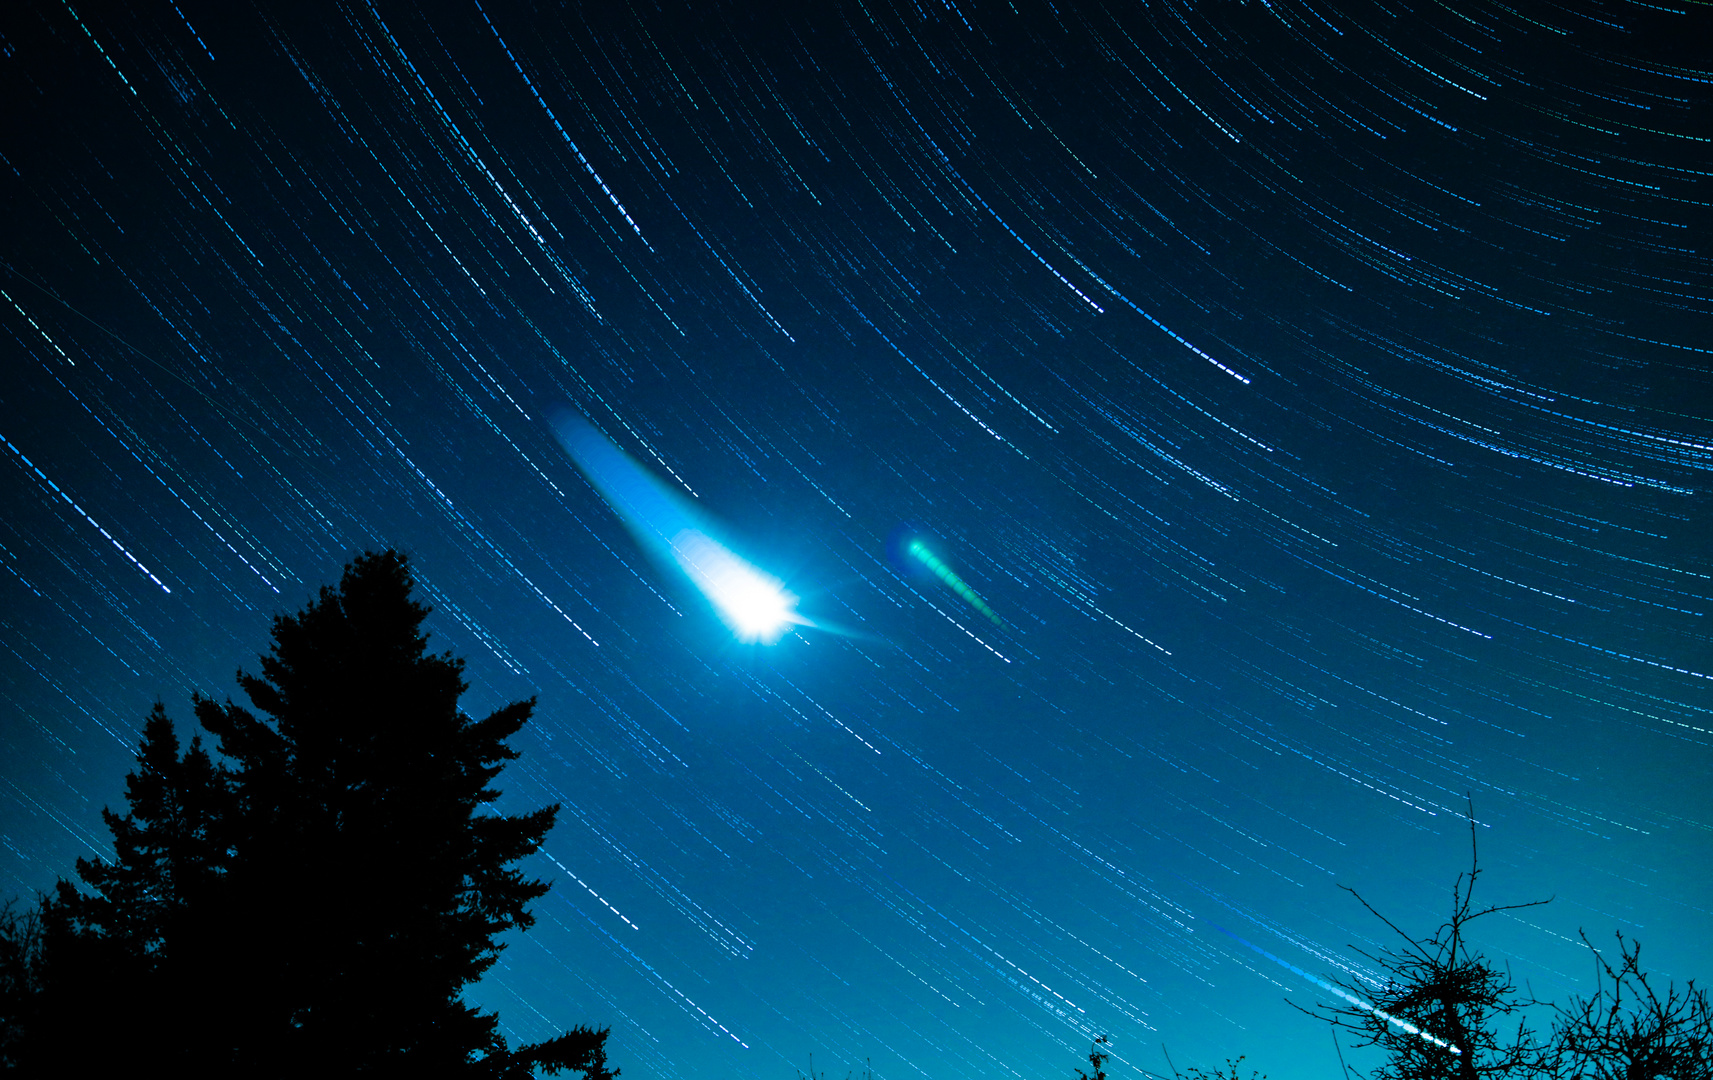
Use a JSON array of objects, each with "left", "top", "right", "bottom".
[{"left": 2, "top": 1, "right": 1711, "bottom": 1077}]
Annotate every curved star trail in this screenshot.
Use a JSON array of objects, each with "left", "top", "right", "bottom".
[{"left": 1, "top": 2, "right": 1709, "bottom": 1079}]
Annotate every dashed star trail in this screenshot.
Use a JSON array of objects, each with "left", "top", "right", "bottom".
[{"left": 2, "top": 2, "right": 1709, "bottom": 1079}]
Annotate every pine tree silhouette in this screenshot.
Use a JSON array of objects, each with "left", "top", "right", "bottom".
[
  {"left": 7, "top": 551, "right": 613, "bottom": 1078},
  {"left": 62, "top": 703, "right": 231, "bottom": 966},
  {"left": 0, "top": 900, "right": 45, "bottom": 1071},
  {"left": 0, "top": 705, "right": 236, "bottom": 1072}
]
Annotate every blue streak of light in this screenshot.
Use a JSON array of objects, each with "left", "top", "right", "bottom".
[{"left": 551, "top": 409, "right": 801, "bottom": 644}]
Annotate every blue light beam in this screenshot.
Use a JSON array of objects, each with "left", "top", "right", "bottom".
[{"left": 550, "top": 410, "right": 802, "bottom": 644}]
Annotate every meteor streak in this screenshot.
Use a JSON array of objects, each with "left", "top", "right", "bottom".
[
  {"left": 551, "top": 410, "right": 801, "bottom": 644},
  {"left": 1215, "top": 925, "right": 1464, "bottom": 1057},
  {"left": 905, "top": 538, "right": 1003, "bottom": 627}
]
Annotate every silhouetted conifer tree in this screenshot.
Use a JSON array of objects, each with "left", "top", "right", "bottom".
[
  {"left": 2, "top": 551, "right": 613, "bottom": 1079},
  {"left": 65, "top": 704, "right": 232, "bottom": 961},
  {"left": 0, "top": 902, "right": 44, "bottom": 1071},
  {"left": 0, "top": 704, "right": 234, "bottom": 1072}
]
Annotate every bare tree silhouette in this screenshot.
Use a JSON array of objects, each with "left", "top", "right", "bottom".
[{"left": 1307, "top": 807, "right": 1553, "bottom": 1080}]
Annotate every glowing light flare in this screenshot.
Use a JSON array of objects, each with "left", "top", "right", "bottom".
[
  {"left": 549, "top": 409, "right": 802, "bottom": 644},
  {"left": 671, "top": 530, "right": 799, "bottom": 644}
]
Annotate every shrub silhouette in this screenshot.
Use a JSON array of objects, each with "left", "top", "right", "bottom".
[{"left": 1308, "top": 808, "right": 1711, "bottom": 1080}]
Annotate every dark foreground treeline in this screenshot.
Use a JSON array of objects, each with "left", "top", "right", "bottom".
[
  {"left": 0, "top": 551, "right": 614, "bottom": 1078},
  {"left": 4, "top": 553, "right": 1708, "bottom": 1079}
]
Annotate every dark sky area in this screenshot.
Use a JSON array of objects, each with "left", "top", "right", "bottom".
[{"left": 2, "top": 1, "right": 1710, "bottom": 1077}]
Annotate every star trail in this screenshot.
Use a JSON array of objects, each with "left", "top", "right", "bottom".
[{"left": 1, "top": 1, "right": 1709, "bottom": 1078}]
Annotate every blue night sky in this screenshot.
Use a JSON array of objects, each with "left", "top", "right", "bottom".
[{"left": 1, "top": 1, "right": 1710, "bottom": 1078}]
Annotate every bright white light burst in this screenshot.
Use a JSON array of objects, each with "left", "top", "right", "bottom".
[
  {"left": 671, "top": 530, "right": 799, "bottom": 643},
  {"left": 551, "top": 412, "right": 802, "bottom": 646}
]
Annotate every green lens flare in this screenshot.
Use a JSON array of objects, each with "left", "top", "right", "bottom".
[{"left": 907, "top": 540, "right": 1003, "bottom": 627}]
